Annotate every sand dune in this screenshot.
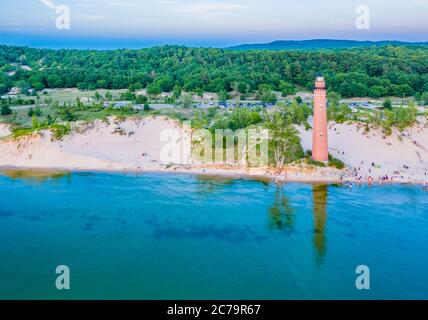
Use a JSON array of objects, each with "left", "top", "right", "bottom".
[
  {"left": 0, "top": 124, "right": 11, "bottom": 138},
  {"left": 0, "top": 116, "right": 184, "bottom": 171},
  {"left": 298, "top": 117, "right": 428, "bottom": 184},
  {"left": 0, "top": 116, "right": 427, "bottom": 184}
]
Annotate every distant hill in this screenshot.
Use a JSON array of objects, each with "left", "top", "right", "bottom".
[{"left": 227, "top": 39, "right": 428, "bottom": 51}]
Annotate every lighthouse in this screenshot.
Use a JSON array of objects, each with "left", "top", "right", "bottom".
[{"left": 312, "top": 76, "right": 329, "bottom": 162}]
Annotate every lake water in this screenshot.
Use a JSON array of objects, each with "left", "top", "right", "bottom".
[{"left": 0, "top": 170, "right": 427, "bottom": 300}]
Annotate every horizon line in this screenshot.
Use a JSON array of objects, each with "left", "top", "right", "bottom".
[{"left": 1, "top": 37, "right": 428, "bottom": 51}]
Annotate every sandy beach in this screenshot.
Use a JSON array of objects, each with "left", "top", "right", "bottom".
[
  {"left": 0, "top": 116, "right": 427, "bottom": 185},
  {"left": 298, "top": 117, "right": 428, "bottom": 184}
]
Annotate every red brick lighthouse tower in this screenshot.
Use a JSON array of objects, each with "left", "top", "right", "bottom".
[{"left": 312, "top": 76, "right": 329, "bottom": 162}]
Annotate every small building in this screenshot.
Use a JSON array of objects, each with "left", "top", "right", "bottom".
[
  {"left": 7, "top": 87, "right": 20, "bottom": 95},
  {"left": 20, "top": 65, "right": 32, "bottom": 71}
]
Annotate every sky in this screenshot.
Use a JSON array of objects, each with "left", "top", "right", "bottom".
[{"left": 0, "top": 0, "right": 427, "bottom": 49}]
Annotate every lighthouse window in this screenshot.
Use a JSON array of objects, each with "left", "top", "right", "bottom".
[{"left": 320, "top": 133, "right": 324, "bottom": 137}]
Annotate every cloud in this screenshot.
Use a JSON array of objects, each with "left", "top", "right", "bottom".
[
  {"left": 152, "top": 0, "right": 177, "bottom": 4},
  {"left": 175, "top": 2, "right": 249, "bottom": 14},
  {"left": 80, "top": 15, "right": 107, "bottom": 21},
  {"left": 108, "top": 0, "right": 143, "bottom": 7},
  {"left": 39, "top": 0, "right": 56, "bottom": 10},
  {"left": 107, "top": 0, "right": 176, "bottom": 8},
  {"left": 76, "top": 2, "right": 97, "bottom": 9}
]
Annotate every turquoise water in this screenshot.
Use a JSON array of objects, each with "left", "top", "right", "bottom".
[{"left": 0, "top": 171, "right": 427, "bottom": 300}]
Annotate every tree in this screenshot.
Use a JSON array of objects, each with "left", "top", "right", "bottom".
[
  {"left": 181, "top": 94, "right": 193, "bottom": 108},
  {"left": 218, "top": 90, "right": 229, "bottom": 103},
  {"left": 328, "top": 104, "right": 352, "bottom": 123},
  {"left": 46, "top": 114, "right": 54, "bottom": 125},
  {"left": 256, "top": 85, "right": 277, "bottom": 104},
  {"left": 237, "top": 82, "right": 250, "bottom": 95},
  {"left": 135, "top": 94, "right": 148, "bottom": 104},
  {"left": 31, "top": 81, "right": 45, "bottom": 91},
  {"left": 393, "top": 84, "right": 414, "bottom": 97},
  {"left": 353, "top": 83, "right": 369, "bottom": 97},
  {"left": 0, "top": 105, "right": 12, "bottom": 115},
  {"left": 229, "top": 107, "right": 262, "bottom": 130},
  {"left": 195, "top": 88, "right": 204, "bottom": 97},
  {"left": 173, "top": 85, "right": 182, "bottom": 99},
  {"left": 191, "top": 110, "right": 208, "bottom": 129},
  {"left": 128, "top": 83, "right": 142, "bottom": 92},
  {"left": 33, "top": 107, "right": 42, "bottom": 117},
  {"left": 207, "top": 107, "right": 217, "bottom": 118},
  {"left": 157, "top": 76, "right": 174, "bottom": 92},
  {"left": 383, "top": 99, "right": 392, "bottom": 110},
  {"left": 288, "top": 101, "right": 306, "bottom": 124},
  {"left": 73, "top": 97, "right": 85, "bottom": 111},
  {"left": 96, "top": 80, "right": 107, "bottom": 88},
  {"left": 105, "top": 91, "right": 113, "bottom": 100},
  {"left": 147, "top": 83, "right": 162, "bottom": 95},
  {"left": 422, "top": 92, "right": 428, "bottom": 106},
  {"left": 0, "top": 84, "right": 8, "bottom": 95},
  {"left": 120, "top": 91, "right": 136, "bottom": 101},
  {"left": 327, "top": 91, "right": 341, "bottom": 107},
  {"left": 339, "top": 82, "right": 354, "bottom": 97},
  {"left": 369, "top": 86, "right": 385, "bottom": 98},
  {"left": 61, "top": 109, "right": 77, "bottom": 121},
  {"left": 264, "top": 113, "right": 304, "bottom": 172},
  {"left": 0, "top": 45, "right": 425, "bottom": 100},
  {"left": 414, "top": 92, "right": 422, "bottom": 105},
  {"left": 77, "top": 82, "right": 89, "bottom": 90},
  {"left": 279, "top": 81, "right": 296, "bottom": 97},
  {"left": 32, "top": 115, "right": 39, "bottom": 129}
]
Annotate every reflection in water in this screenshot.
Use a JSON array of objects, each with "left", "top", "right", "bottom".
[
  {"left": 0, "top": 169, "right": 71, "bottom": 184},
  {"left": 267, "top": 184, "right": 329, "bottom": 261},
  {"left": 195, "top": 175, "right": 269, "bottom": 194},
  {"left": 268, "top": 186, "right": 294, "bottom": 231},
  {"left": 312, "top": 184, "right": 328, "bottom": 260},
  {"left": 195, "top": 175, "right": 236, "bottom": 194}
]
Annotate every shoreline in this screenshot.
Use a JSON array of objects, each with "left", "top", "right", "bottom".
[
  {"left": 1, "top": 116, "right": 427, "bottom": 187},
  {"left": 1, "top": 164, "right": 426, "bottom": 187}
]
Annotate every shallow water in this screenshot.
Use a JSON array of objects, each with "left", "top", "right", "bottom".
[{"left": 0, "top": 170, "right": 427, "bottom": 299}]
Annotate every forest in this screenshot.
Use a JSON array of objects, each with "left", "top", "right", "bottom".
[{"left": 0, "top": 44, "right": 427, "bottom": 99}]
